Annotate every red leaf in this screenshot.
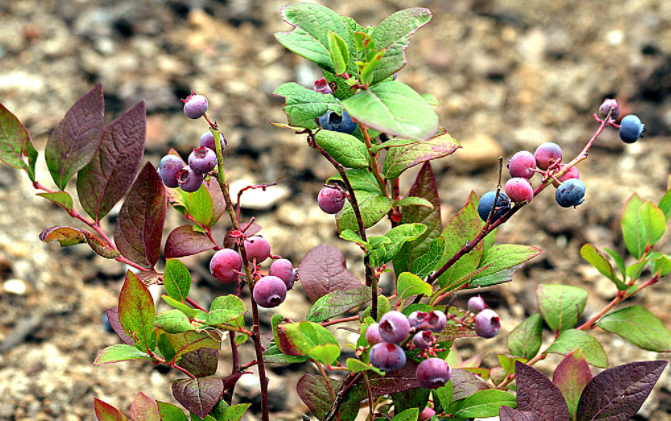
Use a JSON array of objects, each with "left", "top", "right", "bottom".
[
  {"left": 172, "top": 376, "right": 223, "bottom": 419},
  {"left": 204, "top": 178, "right": 227, "bottom": 228},
  {"left": 516, "top": 361, "right": 571, "bottom": 421},
  {"left": 297, "top": 244, "right": 361, "bottom": 303},
  {"left": 94, "top": 398, "right": 128, "bottom": 421},
  {"left": 78, "top": 101, "right": 146, "bottom": 221},
  {"left": 180, "top": 348, "right": 219, "bottom": 378},
  {"left": 129, "top": 392, "right": 160, "bottom": 421},
  {"left": 164, "top": 226, "right": 217, "bottom": 259},
  {"left": 500, "top": 406, "right": 540, "bottom": 421},
  {"left": 297, "top": 375, "right": 348, "bottom": 420},
  {"left": 552, "top": 350, "right": 592, "bottom": 419},
  {"left": 46, "top": 83, "right": 105, "bottom": 190},
  {"left": 105, "top": 308, "right": 134, "bottom": 345},
  {"left": 115, "top": 162, "right": 167, "bottom": 269},
  {"left": 118, "top": 271, "right": 156, "bottom": 353}
]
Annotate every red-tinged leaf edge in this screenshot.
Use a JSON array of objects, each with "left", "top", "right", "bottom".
[
  {"left": 297, "top": 244, "right": 362, "bottom": 303},
  {"left": 164, "top": 226, "right": 217, "bottom": 259},
  {"left": 94, "top": 397, "right": 128, "bottom": 421},
  {"left": 114, "top": 162, "right": 167, "bottom": 270},
  {"left": 118, "top": 270, "right": 156, "bottom": 353},
  {"left": 172, "top": 376, "right": 224, "bottom": 419},
  {"left": 515, "top": 361, "right": 571, "bottom": 421},
  {"left": 552, "top": 350, "right": 592, "bottom": 420},
  {"left": 78, "top": 101, "right": 147, "bottom": 221},
  {"left": 575, "top": 360, "right": 667, "bottom": 421},
  {"left": 0, "top": 102, "right": 38, "bottom": 181},
  {"left": 105, "top": 308, "right": 134, "bottom": 345},
  {"left": 130, "top": 392, "right": 160, "bottom": 421},
  {"left": 39, "top": 225, "right": 121, "bottom": 258},
  {"left": 46, "top": 83, "right": 105, "bottom": 190},
  {"left": 500, "top": 406, "right": 540, "bottom": 421}
]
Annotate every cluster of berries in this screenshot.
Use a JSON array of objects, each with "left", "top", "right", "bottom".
[
  {"left": 365, "top": 310, "right": 451, "bottom": 389},
  {"left": 209, "top": 237, "right": 297, "bottom": 308},
  {"left": 467, "top": 296, "right": 501, "bottom": 338},
  {"left": 157, "top": 93, "right": 226, "bottom": 192},
  {"left": 598, "top": 99, "right": 646, "bottom": 143}
]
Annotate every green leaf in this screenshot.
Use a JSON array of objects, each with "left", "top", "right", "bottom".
[
  {"left": 383, "top": 223, "right": 427, "bottom": 262},
  {"left": 336, "top": 191, "right": 394, "bottom": 233},
  {"left": 397, "top": 272, "right": 433, "bottom": 303},
  {"left": 393, "top": 197, "right": 433, "bottom": 209},
  {"left": 36, "top": 191, "right": 73, "bottom": 213},
  {"left": 453, "top": 389, "right": 517, "bottom": 418},
  {"left": 281, "top": 321, "right": 340, "bottom": 366},
  {"left": 421, "top": 93, "right": 439, "bottom": 106},
  {"left": 536, "top": 284, "right": 588, "bottom": 333},
  {"left": 263, "top": 343, "right": 309, "bottom": 364},
  {"left": 314, "top": 129, "right": 370, "bottom": 169},
  {"left": 166, "top": 331, "right": 220, "bottom": 362},
  {"left": 118, "top": 270, "right": 156, "bottom": 353},
  {"left": 339, "top": 229, "right": 371, "bottom": 249},
  {"left": 153, "top": 310, "right": 195, "bottom": 334},
  {"left": 433, "top": 383, "right": 452, "bottom": 412},
  {"left": 392, "top": 388, "right": 430, "bottom": 416},
  {"left": 275, "top": 3, "right": 354, "bottom": 74},
  {"left": 274, "top": 82, "right": 342, "bottom": 130},
  {"left": 658, "top": 184, "right": 671, "bottom": 221},
  {"left": 343, "top": 81, "right": 439, "bottom": 140},
  {"left": 163, "top": 295, "right": 200, "bottom": 319},
  {"left": 328, "top": 31, "right": 349, "bottom": 76},
  {"left": 383, "top": 129, "right": 460, "bottom": 179},
  {"left": 546, "top": 329, "right": 608, "bottom": 368},
  {"left": 470, "top": 245, "right": 544, "bottom": 288},
  {"left": 639, "top": 200, "right": 666, "bottom": 249},
  {"left": 328, "top": 169, "right": 381, "bottom": 193},
  {"left": 179, "top": 183, "right": 214, "bottom": 227},
  {"left": 157, "top": 401, "right": 189, "bottom": 421},
  {"left": 306, "top": 285, "right": 372, "bottom": 322},
  {"left": 497, "top": 355, "right": 528, "bottom": 375},
  {"left": 390, "top": 408, "right": 420, "bottom": 421},
  {"left": 621, "top": 194, "right": 646, "bottom": 259},
  {"left": 604, "top": 247, "right": 627, "bottom": 283},
  {"left": 164, "top": 259, "right": 192, "bottom": 302},
  {"left": 0, "top": 103, "right": 38, "bottom": 181},
  {"left": 93, "top": 344, "right": 151, "bottom": 365},
  {"left": 370, "top": 8, "right": 432, "bottom": 84},
  {"left": 596, "top": 305, "right": 671, "bottom": 352},
  {"left": 507, "top": 314, "right": 542, "bottom": 360},
  {"left": 207, "top": 295, "right": 247, "bottom": 326},
  {"left": 354, "top": 31, "right": 376, "bottom": 61},
  {"left": 221, "top": 404, "right": 250, "bottom": 421},
  {"left": 580, "top": 244, "right": 626, "bottom": 290},
  {"left": 94, "top": 398, "right": 129, "bottom": 421},
  {"left": 359, "top": 49, "right": 386, "bottom": 86},
  {"left": 346, "top": 358, "right": 384, "bottom": 375},
  {"left": 653, "top": 256, "right": 671, "bottom": 277},
  {"left": 157, "top": 333, "right": 176, "bottom": 363},
  {"left": 410, "top": 237, "right": 446, "bottom": 278}
]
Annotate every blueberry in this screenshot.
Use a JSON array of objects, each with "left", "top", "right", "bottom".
[
  {"left": 599, "top": 98, "right": 620, "bottom": 120},
  {"left": 413, "top": 331, "right": 434, "bottom": 350},
  {"left": 158, "top": 155, "right": 185, "bottom": 188},
  {"left": 508, "top": 151, "right": 537, "bottom": 179},
  {"left": 210, "top": 249, "right": 243, "bottom": 284},
  {"left": 534, "top": 142, "right": 562, "bottom": 170},
  {"left": 182, "top": 92, "right": 208, "bottom": 119},
  {"left": 244, "top": 237, "right": 271, "bottom": 263},
  {"left": 269, "top": 258, "right": 296, "bottom": 290},
  {"left": 467, "top": 296, "right": 487, "bottom": 314},
  {"left": 319, "top": 110, "right": 357, "bottom": 134},
  {"left": 408, "top": 311, "right": 430, "bottom": 330},
  {"left": 199, "top": 131, "right": 226, "bottom": 152},
  {"left": 177, "top": 165, "right": 204, "bottom": 193},
  {"left": 426, "top": 311, "right": 447, "bottom": 333},
  {"left": 253, "top": 276, "right": 287, "bottom": 308},
  {"left": 318, "top": 187, "right": 346, "bottom": 214},
  {"left": 379, "top": 311, "right": 411, "bottom": 344},
  {"left": 505, "top": 177, "right": 534, "bottom": 203},
  {"left": 188, "top": 146, "right": 217, "bottom": 175},
  {"left": 369, "top": 343, "right": 406, "bottom": 372},
  {"left": 552, "top": 164, "right": 580, "bottom": 188},
  {"left": 416, "top": 358, "right": 451, "bottom": 389},
  {"left": 619, "top": 115, "right": 645, "bottom": 144},
  {"left": 365, "top": 323, "right": 383, "bottom": 345},
  {"left": 555, "top": 178, "right": 586, "bottom": 208},
  {"left": 474, "top": 309, "right": 501, "bottom": 338},
  {"left": 477, "top": 191, "right": 511, "bottom": 222}
]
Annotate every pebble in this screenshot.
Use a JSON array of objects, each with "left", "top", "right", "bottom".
[{"left": 3, "top": 279, "right": 27, "bottom": 295}]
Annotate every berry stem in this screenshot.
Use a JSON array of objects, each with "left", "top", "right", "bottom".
[
  {"left": 358, "top": 123, "right": 388, "bottom": 198},
  {"left": 363, "top": 372, "right": 374, "bottom": 421},
  {"left": 315, "top": 361, "right": 336, "bottom": 400},
  {"left": 320, "top": 315, "right": 360, "bottom": 327},
  {"left": 185, "top": 297, "right": 207, "bottom": 313}
]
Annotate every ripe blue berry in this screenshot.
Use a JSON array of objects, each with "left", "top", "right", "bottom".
[
  {"left": 552, "top": 164, "right": 580, "bottom": 188},
  {"left": 369, "top": 343, "right": 406, "bottom": 372},
  {"left": 555, "top": 178, "right": 586, "bottom": 208},
  {"left": 253, "top": 276, "right": 287, "bottom": 308},
  {"left": 379, "top": 311, "right": 411, "bottom": 344},
  {"left": 477, "top": 191, "right": 510, "bottom": 222},
  {"left": 182, "top": 92, "right": 208, "bottom": 119},
  {"left": 365, "top": 323, "right": 383, "bottom": 345},
  {"left": 408, "top": 311, "right": 430, "bottom": 330},
  {"left": 474, "top": 309, "right": 501, "bottom": 338},
  {"left": 269, "top": 258, "right": 296, "bottom": 290},
  {"left": 505, "top": 177, "right": 534, "bottom": 203},
  {"left": 210, "top": 249, "right": 243, "bottom": 284},
  {"left": 619, "top": 115, "right": 645, "bottom": 144},
  {"left": 508, "top": 151, "right": 537, "bottom": 179},
  {"left": 177, "top": 165, "right": 204, "bottom": 193},
  {"left": 188, "top": 147, "right": 217, "bottom": 175},
  {"left": 199, "top": 131, "right": 226, "bottom": 152},
  {"left": 599, "top": 98, "right": 620, "bottom": 120},
  {"left": 467, "top": 296, "right": 487, "bottom": 314},
  {"left": 426, "top": 311, "right": 447, "bottom": 333},
  {"left": 158, "top": 155, "right": 185, "bottom": 188},
  {"left": 416, "top": 358, "right": 451, "bottom": 389},
  {"left": 244, "top": 237, "right": 271, "bottom": 263},
  {"left": 319, "top": 110, "right": 357, "bottom": 134},
  {"left": 534, "top": 142, "right": 562, "bottom": 170},
  {"left": 413, "top": 331, "right": 434, "bottom": 350},
  {"left": 318, "top": 187, "right": 346, "bottom": 214}
]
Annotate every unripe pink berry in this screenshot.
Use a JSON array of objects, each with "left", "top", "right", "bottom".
[
  {"left": 365, "top": 323, "right": 383, "bottom": 345},
  {"left": 244, "top": 237, "right": 271, "bottom": 263},
  {"left": 508, "top": 151, "right": 537, "bottom": 179},
  {"left": 210, "top": 249, "right": 242, "bottom": 284},
  {"left": 505, "top": 177, "right": 534, "bottom": 203},
  {"left": 552, "top": 164, "right": 580, "bottom": 188}
]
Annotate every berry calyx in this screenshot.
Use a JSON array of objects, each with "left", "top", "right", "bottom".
[
  {"left": 318, "top": 186, "right": 346, "bottom": 214},
  {"left": 182, "top": 92, "right": 208, "bottom": 119},
  {"left": 253, "top": 276, "right": 287, "bottom": 308},
  {"left": 477, "top": 191, "right": 511, "bottom": 222},
  {"left": 474, "top": 309, "right": 501, "bottom": 338},
  {"left": 619, "top": 115, "right": 645, "bottom": 144},
  {"left": 158, "top": 155, "right": 185, "bottom": 188},
  {"left": 555, "top": 178, "right": 586, "bottom": 208},
  {"left": 369, "top": 343, "right": 406, "bottom": 372},
  {"left": 534, "top": 142, "right": 563, "bottom": 170},
  {"left": 269, "top": 258, "right": 296, "bottom": 290},
  {"left": 244, "top": 237, "right": 271, "bottom": 263},
  {"left": 416, "top": 358, "right": 451, "bottom": 389},
  {"left": 188, "top": 146, "right": 217, "bottom": 175},
  {"left": 467, "top": 296, "right": 487, "bottom": 314},
  {"left": 508, "top": 151, "right": 537, "bottom": 179},
  {"left": 505, "top": 177, "right": 534, "bottom": 203},
  {"left": 177, "top": 165, "right": 204, "bottom": 193},
  {"left": 379, "top": 311, "right": 411, "bottom": 344},
  {"left": 209, "top": 249, "right": 243, "bottom": 284}
]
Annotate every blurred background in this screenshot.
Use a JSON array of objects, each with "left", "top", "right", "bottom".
[{"left": 1, "top": 0, "right": 671, "bottom": 419}]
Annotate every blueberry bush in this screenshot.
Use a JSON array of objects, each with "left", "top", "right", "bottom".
[{"left": 0, "top": 3, "right": 669, "bottom": 421}]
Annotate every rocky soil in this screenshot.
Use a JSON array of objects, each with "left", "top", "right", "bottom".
[{"left": 2, "top": 0, "right": 671, "bottom": 419}]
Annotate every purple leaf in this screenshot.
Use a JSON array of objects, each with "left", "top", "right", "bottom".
[
  {"left": 94, "top": 398, "right": 128, "bottom": 421},
  {"left": 118, "top": 270, "right": 156, "bottom": 353},
  {"left": 393, "top": 162, "right": 442, "bottom": 273},
  {"left": 172, "top": 376, "right": 223, "bottom": 419},
  {"left": 0, "top": 103, "right": 38, "bottom": 181},
  {"left": 451, "top": 368, "right": 492, "bottom": 401},
  {"left": 297, "top": 244, "right": 361, "bottom": 303},
  {"left": 46, "top": 83, "right": 105, "bottom": 190},
  {"left": 164, "top": 226, "right": 217, "bottom": 259},
  {"left": 575, "top": 360, "right": 667, "bottom": 421},
  {"left": 553, "top": 350, "right": 593, "bottom": 420},
  {"left": 500, "top": 406, "right": 540, "bottom": 421},
  {"left": 39, "top": 225, "right": 121, "bottom": 259},
  {"left": 105, "top": 308, "right": 134, "bottom": 345},
  {"left": 366, "top": 359, "right": 421, "bottom": 395},
  {"left": 180, "top": 348, "right": 219, "bottom": 378},
  {"left": 129, "top": 392, "right": 160, "bottom": 421},
  {"left": 516, "top": 361, "right": 571, "bottom": 421},
  {"left": 297, "top": 375, "right": 344, "bottom": 420},
  {"left": 77, "top": 101, "right": 146, "bottom": 221},
  {"left": 114, "top": 162, "right": 167, "bottom": 270}
]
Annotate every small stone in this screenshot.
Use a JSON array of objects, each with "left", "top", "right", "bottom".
[
  {"left": 3, "top": 279, "right": 27, "bottom": 295},
  {"left": 449, "top": 134, "right": 503, "bottom": 173}
]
